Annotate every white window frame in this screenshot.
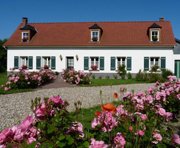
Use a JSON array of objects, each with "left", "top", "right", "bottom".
[
  {"left": 42, "top": 57, "right": 51, "bottom": 67},
  {"left": 90, "top": 57, "right": 99, "bottom": 70},
  {"left": 22, "top": 32, "right": 29, "bottom": 42},
  {"left": 20, "top": 56, "right": 28, "bottom": 67},
  {"left": 117, "top": 57, "right": 126, "bottom": 70},
  {"left": 150, "top": 29, "right": 160, "bottom": 42},
  {"left": 66, "top": 57, "right": 74, "bottom": 69},
  {"left": 91, "top": 30, "right": 100, "bottom": 42},
  {"left": 150, "top": 57, "right": 160, "bottom": 68}
]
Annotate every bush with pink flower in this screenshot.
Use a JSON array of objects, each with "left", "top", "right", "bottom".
[
  {"left": 0, "top": 76, "right": 180, "bottom": 147},
  {"left": 61, "top": 68, "right": 91, "bottom": 85},
  {"left": 1, "top": 67, "right": 56, "bottom": 91}
]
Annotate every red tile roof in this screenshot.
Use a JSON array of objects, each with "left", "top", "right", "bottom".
[{"left": 4, "top": 20, "right": 176, "bottom": 47}]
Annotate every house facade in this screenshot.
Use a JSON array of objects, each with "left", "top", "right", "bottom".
[{"left": 4, "top": 18, "right": 180, "bottom": 78}]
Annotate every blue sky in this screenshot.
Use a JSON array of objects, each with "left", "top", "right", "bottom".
[{"left": 1, "top": 0, "right": 180, "bottom": 39}]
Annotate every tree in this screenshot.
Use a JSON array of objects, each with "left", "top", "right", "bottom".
[{"left": 0, "top": 39, "right": 7, "bottom": 72}]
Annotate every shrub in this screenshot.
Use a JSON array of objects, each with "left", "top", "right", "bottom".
[
  {"left": 148, "top": 73, "right": 164, "bottom": 83},
  {"left": 150, "top": 65, "right": 160, "bottom": 72},
  {"left": 113, "top": 74, "right": 118, "bottom": 79},
  {"left": 127, "top": 72, "right": 132, "bottom": 79},
  {"left": 91, "top": 75, "right": 96, "bottom": 79},
  {"left": 136, "top": 70, "right": 144, "bottom": 81},
  {"left": 0, "top": 76, "right": 179, "bottom": 147},
  {"left": 61, "top": 69, "right": 91, "bottom": 85},
  {"left": 1, "top": 67, "right": 56, "bottom": 91},
  {"left": 161, "top": 69, "right": 173, "bottom": 80},
  {"left": 117, "top": 64, "right": 127, "bottom": 79},
  {"left": 105, "top": 75, "right": 110, "bottom": 79},
  {"left": 98, "top": 76, "right": 102, "bottom": 79}
]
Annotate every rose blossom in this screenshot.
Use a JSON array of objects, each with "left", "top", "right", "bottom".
[
  {"left": 172, "top": 134, "right": 180, "bottom": 145},
  {"left": 48, "top": 95, "right": 64, "bottom": 106},
  {"left": 114, "top": 132, "right": 126, "bottom": 148},
  {"left": 89, "top": 138, "right": 108, "bottom": 148},
  {"left": 135, "top": 130, "right": 145, "bottom": 137},
  {"left": 152, "top": 132, "right": 162, "bottom": 144}
]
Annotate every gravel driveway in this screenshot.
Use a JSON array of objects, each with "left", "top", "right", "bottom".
[{"left": 0, "top": 83, "right": 152, "bottom": 130}]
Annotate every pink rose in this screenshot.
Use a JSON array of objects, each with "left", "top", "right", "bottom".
[
  {"left": 89, "top": 138, "right": 108, "bottom": 148},
  {"left": 19, "top": 116, "right": 34, "bottom": 132},
  {"left": 140, "top": 114, "right": 148, "bottom": 121},
  {"left": 0, "top": 128, "right": 12, "bottom": 144},
  {"left": 48, "top": 96, "right": 64, "bottom": 106},
  {"left": 135, "top": 130, "right": 145, "bottom": 137},
  {"left": 152, "top": 132, "right": 162, "bottom": 144},
  {"left": 114, "top": 132, "right": 126, "bottom": 148},
  {"left": 172, "top": 134, "right": 180, "bottom": 145},
  {"left": 35, "top": 103, "right": 47, "bottom": 119}
]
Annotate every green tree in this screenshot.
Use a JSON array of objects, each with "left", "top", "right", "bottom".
[{"left": 0, "top": 39, "right": 7, "bottom": 72}]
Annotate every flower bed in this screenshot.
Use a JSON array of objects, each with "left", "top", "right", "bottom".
[
  {"left": 61, "top": 69, "right": 91, "bottom": 85},
  {"left": 1, "top": 67, "right": 56, "bottom": 91},
  {"left": 0, "top": 76, "right": 180, "bottom": 147}
]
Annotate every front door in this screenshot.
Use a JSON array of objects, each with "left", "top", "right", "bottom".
[
  {"left": 175, "top": 60, "right": 180, "bottom": 78},
  {"left": 66, "top": 57, "right": 74, "bottom": 69}
]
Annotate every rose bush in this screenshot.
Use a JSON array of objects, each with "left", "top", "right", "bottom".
[
  {"left": 1, "top": 66, "right": 56, "bottom": 91},
  {"left": 61, "top": 69, "right": 91, "bottom": 85},
  {"left": 0, "top": 76, "right": 179, "bottom": 147}
]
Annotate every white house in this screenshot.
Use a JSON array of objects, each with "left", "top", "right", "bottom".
[{"left": 4, "top": 17, "right": 180, "bottom": 78}]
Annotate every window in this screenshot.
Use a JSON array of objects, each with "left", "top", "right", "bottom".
[
  {"left": 43, "top": 57, "right": 50, "bottom": 67},
  {"left": 91, "top": 31, "right": 100, "bottom": 42},
  {"left": 150, "top": 57, "right": 160, "bottom": 67},
  {"left": 67, "top": 57, "right": 74, "bottom": 69},
  {"left": 90, "top": 57, "right": 99, "bottom": 70},
  {"left": 117, "top": 57, "right": 126, "bottom": 66},
  {"left": 20, "top": 57, "right": 28, "bottom": 67},
  {"left": 22, "top": 32, "right": 29, "bottom": 42},
  {"left": 150, "top": 30, "right": 159, "bottom": 42}
]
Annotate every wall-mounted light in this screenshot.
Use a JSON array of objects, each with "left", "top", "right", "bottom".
[
  {"left": 59, "top": 54, "right": 63, "bottom": 61},
  {"left": 76, "top": 55, "right": 79, "bottom": 61}
]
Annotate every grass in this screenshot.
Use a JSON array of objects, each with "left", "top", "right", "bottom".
[
  {"left": 88, "top": 78, "right": 148, "bottom": 86},
  {"left": 0, "top": 72, "right": 33, "bottom": 95}
]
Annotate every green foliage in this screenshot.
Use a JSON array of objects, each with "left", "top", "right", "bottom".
[
  {"left": 117, "top": 64, "right": 127, "bottom": 79},
  {"left": 91, "top": 75, "right": 96, "bottom": 79},
  {"left": 113, "top": 74, "right": 118, "bottom": 79},
  {"left": 150, "top": 65, "right": 160, "bottom": 72},
  {"left": 0, "top": 39, "right": 7, "bottom": 73},
  {"left": 105, "top": 75, "right": 110, "bottom": 79},
  {"left": 161, "top": 69, "right": 173, "bottom": 80},
  {"left": 127, "top": 72, "right": 132, "bottom": 79}
]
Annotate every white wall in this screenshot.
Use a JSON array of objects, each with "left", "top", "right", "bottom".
[{"left": 7, "top": 47, "right": 175, "bottom": 73}]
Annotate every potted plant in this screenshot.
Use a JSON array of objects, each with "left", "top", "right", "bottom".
[{"left": 91, "top": 65, "right": 98, "bottom": 71}]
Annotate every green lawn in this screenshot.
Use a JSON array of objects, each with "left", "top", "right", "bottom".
[{"left": 89, "top": 78, "right": 147, "bottom": 86}]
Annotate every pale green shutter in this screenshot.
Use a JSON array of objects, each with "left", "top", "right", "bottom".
[
  {"left": 144, "top": 57, "right": 149, "bottom": 71},
  {"left": 28, "top": 56, "right": 33, "bottom": 69},
  {"left": 84, "top": 57, "right": 89, "bottom": 70},
  {"left": 127, "top": 57, "right": 132, "bottom": 71},
  {"left": 100, "top": 57, "right": 104, "bottom": 70},
  {"left": 36, "top": 56, "right": 41, "bottom": 69},
  {"left": 51, "top": 56, "right": 56, "bottom": 70},
  {"left": 14, "top": 56, "right": 19, "bottom": 69},
  {"left": 111, "top": 57, "right": 116, "bottom": 70},
  {"left": 161, "top": 57, "right": 166, "bottom": 69}
]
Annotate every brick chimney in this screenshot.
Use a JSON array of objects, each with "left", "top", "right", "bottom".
[
  {"left": 159, "top": 17, "right": 165, "bottom": 22},
  {"left": 22, "top": 17, "right": 28, "bottom": 26}
]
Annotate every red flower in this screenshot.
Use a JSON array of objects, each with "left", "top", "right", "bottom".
[
  {"left": 95, "top": 111, "right": 101, "bottom": 117},
  {"left": 101, "top": 103, "right": 116, "bottom": 112},
  {"left": 113, "top": 92, "right": 119, "bottom": 99}
]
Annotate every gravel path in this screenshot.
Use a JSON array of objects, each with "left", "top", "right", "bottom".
[{"left": 0, "top": 83, "right": 152, "bottom": 130}]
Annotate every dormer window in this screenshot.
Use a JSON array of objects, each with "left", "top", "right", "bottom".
[
  {"left": 148, "top": 23, "right": 161, "bottom": 42},
  {"left": 89, "top": 23, "right": 103, "bottom": 42},
  {"left": 22, "top": 32, "right": 29, "bottom": 42},
  {"left": 91, "top": 31, "right": 100, "bottom": 42},
  {"left": 150, "top": 30, "right": 159, "bottom": 42}
]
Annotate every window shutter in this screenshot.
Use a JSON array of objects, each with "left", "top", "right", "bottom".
[
  {"left": 14, "top": 56, "right": 19, "bottom": 69},
  {"left": 144, "top": 57, "right": 149, "bottom": 71},
  {"left": 111, "top": 57, "right": 116, "bottom": 70},
  {"left": 36, "top": 56, "right": 41, "bottom": 69},
  {"left": 28, "top": 56, "right": 33, "bottom": 69},
  {"left": 51, "top": 56, "right": 56, "bottom": 70},
  {"left": 161, "top": 57, "right": 166, "bottom": 69},
  {"left": 84, "top": 57, "right": 89, "bottom": 70},
  {"left": 100, "top": 57, "right": 104, "bottom": 70},
  {"left": 127, "top": 57, "right": 132, "bottom": 71}
]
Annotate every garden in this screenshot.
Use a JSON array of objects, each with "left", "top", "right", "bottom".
[{"left": 0, "top": 75, "right": 179, "bottom": 147}]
